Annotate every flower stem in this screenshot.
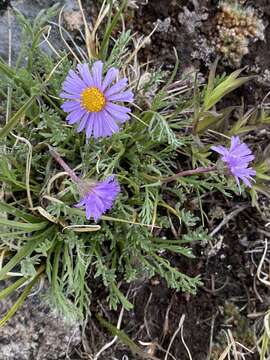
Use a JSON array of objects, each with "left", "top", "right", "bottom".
[
  {"left": 49, "top": 146, "right": 81, "bottom": 184},
  {"left": 161, "top": 165, "right": 217, "bottom": 183}
]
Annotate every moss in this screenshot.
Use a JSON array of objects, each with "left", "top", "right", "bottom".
[{"left": 211, "top": 302, "right": 255, "bottom": 359}]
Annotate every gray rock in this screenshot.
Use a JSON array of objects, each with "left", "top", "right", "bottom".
[
  {"left": 178, "top": 6, "right": 208, "bottom": 34},
  {"left": 0, "top": 284, "right": 81, "bottom": 360},
  {"left": 0, "top": 0, "right": 80, "bottom": 63},
  {"left": 154, "top": 17, "right": 171, "bottom": 33}
]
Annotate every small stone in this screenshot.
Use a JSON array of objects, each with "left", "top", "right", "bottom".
[
  {"left": 154, "top": 17, "right": 171, "bottom": 33},
  {"left": 63, "top": 10, "right": 83, "bottom": 31}
]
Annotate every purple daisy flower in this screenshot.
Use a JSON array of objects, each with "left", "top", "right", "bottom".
[
  {"left": 60, "top": 61, "right": 134, "bottom": 139},
  {"left": 75, "top": 176, "right": 120, "bottom": 221},
  {"left": 211, "top": 136, "right": 256, "bottom": 189}
]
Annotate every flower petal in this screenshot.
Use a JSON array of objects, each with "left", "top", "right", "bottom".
[
  {"left": 77, "top": 63, "right": 94, "bottom": 87},
  {"left": 107, "top": 90, "right": 134, "bottom": 102},
  {"left": 65, "top": 69, "right": 86, "bottom": 89},
  {"left": 102, "top": 111, "right": 120, "bottom": 134},
  {"left": 76, "top": 176, "right": 120, "bottom": 221},
  {"left": 85, "top": 113, "right": 95, "bottom": 138},
  {"left": 92, "top": 61, "right": 103, "bottom": 88},
  {"left": 77, "top": 112, "right": 89, "bottom": 132},
  {"left": 60, "top": 92, "right": 80, "bottom": 99},
  {"left": 211, "top": 145, "right": 228, "bottom": 156},
  {"left": 62, "top": 81, "right": 85, "bottom": 95},
  {"left": 106, "top": 102, "right": 131, "bottom": 114},
  {"left": 230, "top": 136, "right": 241, "bottom": 152},
  {"left": 66, "top": 108, "right": 86, "bottom": 124},
  {"left": 241, "top": 176, "right": 252, "bottom": 187},
  {"left": 105, "top": 78, "right": 128, "bottom": 97},
  {"left": 75, "top": 199, "right": 86, "bottom": 208},
  {"left": 92, "top": 111, "right": 119, "bottom": 138},
  {"left": 61, "top": 101, "right": 81, "bottom": 112},
  {"left": 101, "top": 67, "right": 119, "bottom": 91},
  {"left": 231, "top": 143, "right": 252, "bottom": 157},
  {"left": 105, "top": 108, "right": 130, "bottom": 123}
]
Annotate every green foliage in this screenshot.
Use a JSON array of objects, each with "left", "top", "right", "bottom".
[
  {"left": 193, "top": 60, "right": 253, "bottom": 134},
  {"left": 0, "top": 1, "right": 268, "bottom": 324}
]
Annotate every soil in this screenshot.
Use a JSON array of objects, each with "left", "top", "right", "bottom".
[
  {"left": 77, "top": 202, "right": 270, "bottom": 360},
  {"left": 1, "top": 0, "right": 270, "bottom": 359}
]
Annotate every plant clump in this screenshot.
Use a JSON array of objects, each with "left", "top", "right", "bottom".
[
  {"left": 210, "top": 2, "right": 265, "bottom": 66},
  {"left": 0, "top": 2, "right": 270, "bottom": 326}
]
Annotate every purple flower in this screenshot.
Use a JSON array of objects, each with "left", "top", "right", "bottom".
[
  {"left": 60, "top": 61, "right": 134, "bottom": 139},
  {"left": 75, "top": 176, "right": 120, "bottom": 221},
  {"left": 211, "top": 136, "right": 256, "bottom": 189}
]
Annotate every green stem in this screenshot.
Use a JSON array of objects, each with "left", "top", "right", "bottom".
[
  {"left": 52, "top": 240, "right": 62, "bottom": 290},
  {"left": 99, "top": 0, "right": 128, "bottom": 60},
  {"left": 42, "top": 93, "right": 64, "bottom": 115},
  {"left": 0, "top": 226, "right": 51, "bottom": 281},
  {"left": 0, "top": 61, "right": 30, "bottom": 96},
  {"left": 0, "top": 276, "right": 28, "bottom": 301},
  {"left": 0, "top": 95, "right": 36, "bottom": 139},
  {"left": 0, "top": 265, "right": 45, "bottom": 327}
]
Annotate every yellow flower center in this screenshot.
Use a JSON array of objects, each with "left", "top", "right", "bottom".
[{"left": 81, "top": 87, "right": 106, "bottom": 112}]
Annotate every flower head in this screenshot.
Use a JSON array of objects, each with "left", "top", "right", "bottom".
[
  {"left": 211, "top": 136, "right": 256, "bottom": 188},
  {"left": 75, "top": 176, "right": 120, "bottom": 221},
  {"left": 60, "top": 61, "right": 134, "bottom": 139}
]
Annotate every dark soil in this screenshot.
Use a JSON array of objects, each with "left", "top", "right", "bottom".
[
  {"left": 130, "top": 0, "right": 209, "bottom": 69},
  {"left": 0, "top": 0, "right": 10, "bottom": 13},
  {"left": 75, "top": 201, "right": 269, "bottom": 360}
]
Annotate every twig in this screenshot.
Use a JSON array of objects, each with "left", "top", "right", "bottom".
[
  {"left": 161, "top": 294, "right": 175, "bottom": 344},
  {"left": 207, "top": 314, "right": 217, "bottom": 360},
  {"left": 164, "top": 314, "right": 186, "bottom": 360},
  {"left": 180, "top": 319, "right": 192, "bottom": 360},
  {"left": 49, "top": 146, "right": 81, "bottom": 184},
  {"left": 162, "top": 166, "right": 217, "bottom": 184},
  {"left": 11, "top": 133, "right": 33, "bottom": 208},
  {"left": 93, "top": 304, "right": 125, "bottom": 360},
  {"left": 257, "top": 239, "right": 270, "bottom": 287},
  {"left": 210, "top": 205, "right": 248, "bottom": 237},
  {"left": 144, "top": 292, "right": 153, "bottom": 339},
  {"left": 228, "top": 329, "right": 239, "bottom": 360}
]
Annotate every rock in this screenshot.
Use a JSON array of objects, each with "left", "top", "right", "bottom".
[
  {"left": 0, "top": 284, "right": 81, "bottom": 360},
  {"left": 154, "top": 17, "right": 171, "bottom": 33},
  {"left": 0, "top": 0, "right": 80, "bottom": 63},
  {"left": 63, "top": 9, "right": 83, "bottom": 31},
  {"left": 178, "top": 6, "right": 208, "bottom": 34}
]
